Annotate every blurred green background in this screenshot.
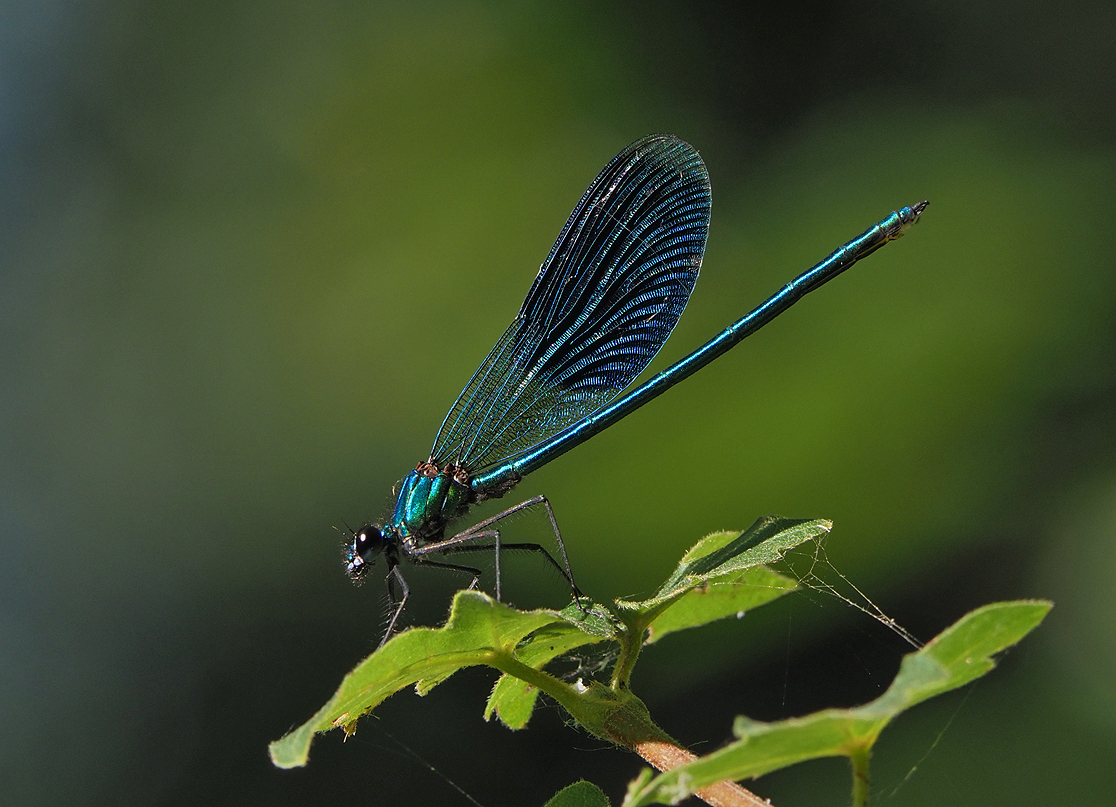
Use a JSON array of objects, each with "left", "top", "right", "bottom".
[{"left": 3, "top": 1, "right": 1114, "bottom": 804}]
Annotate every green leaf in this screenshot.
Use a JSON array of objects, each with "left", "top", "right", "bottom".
[
  {"left": 867, "top": 599, "right": 1053, "bottom": 715},
  {"left": 543, "top": 780, "right": 612, "bottom": 807},
  {"left": 621, "top": 600, "right": 1052, "bottom": 807},
  {"left": 269, "top": 590, "right": 580, "bottom": 768},
  {"left": 485, "top": 608, "right": 612, "bottom": 729},
  {"left": 646, "top": 566, "right": 798, "bottom": 643},
  {"left": 614, "top": 518, "right": 827, "bottom": 634}
]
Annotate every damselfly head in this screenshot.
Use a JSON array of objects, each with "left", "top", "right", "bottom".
[{"left": 344, "top": 523, "right": 387, "bottom": 581}]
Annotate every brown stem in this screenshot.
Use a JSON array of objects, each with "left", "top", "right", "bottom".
[
  {"left": 633, "top": 740, "right": 769, "bottom": 807},
  {"left": 602, "top": 698, "right": 772, "bottom": 807}
]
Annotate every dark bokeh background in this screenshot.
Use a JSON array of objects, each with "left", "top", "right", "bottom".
[{"left": 4, "top": 1, "right": 1115, "bottom": 805}]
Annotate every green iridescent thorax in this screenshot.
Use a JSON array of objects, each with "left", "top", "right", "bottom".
[{"left": 389, "top": 462, "right": 472, "bottom": 541}]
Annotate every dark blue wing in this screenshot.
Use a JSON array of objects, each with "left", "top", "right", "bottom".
[{"left": 429, "top": 135, "right": 711, "bottom": 473}]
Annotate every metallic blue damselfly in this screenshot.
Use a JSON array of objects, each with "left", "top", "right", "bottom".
[{"left": 344, "top": 135, "right": 926, "bottom": 643}]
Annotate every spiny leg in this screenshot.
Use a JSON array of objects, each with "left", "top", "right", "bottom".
[
  {"left": 380, "top": 562, "right": 410, "bottom": 648},
  {"left": 447, "top": 541, "right": 577, "bottom": 603},
  {"left": 415, "top": 495, "right": 584, "bottom": 608},
  {"left": 467, "top": 495, "right": 581, "bottom": 599},
  {"left": 379, "top": 557, "right": 486, "bottom": 647},
  {"left": 413, "top": 529, "right": 501, "bottom": 599},
  {"left": 411, "top": 556, "right": 484, "bottom": 591}
]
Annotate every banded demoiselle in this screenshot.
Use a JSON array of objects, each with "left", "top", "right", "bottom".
[{"left": 345, "top": 135, "right": 926, "bottom": 643}]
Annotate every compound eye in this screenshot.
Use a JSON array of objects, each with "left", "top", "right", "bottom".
[
  {"left": 344, "top": 524, "right": 386, "bottom": 581},
  {"left": 355, "top": 524, "right": 387, "bottom": 560}
]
